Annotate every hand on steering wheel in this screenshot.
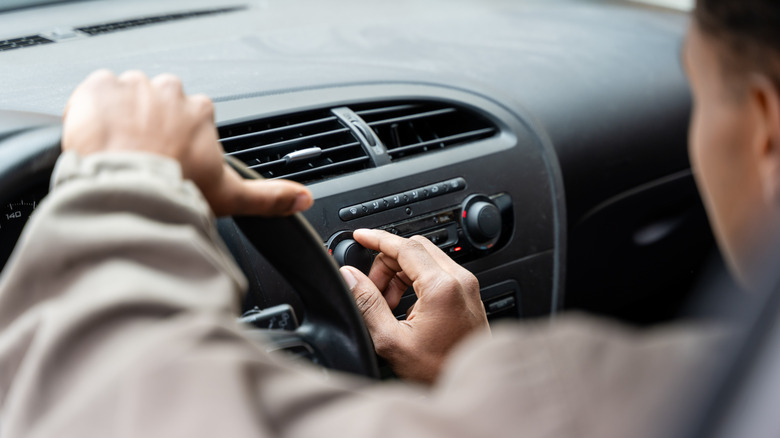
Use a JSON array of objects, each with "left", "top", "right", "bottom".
[
  {"left": 62, "top": 69, "right": 313, "bottom": 217},
  {"left": 59, "top": 69, "right": 379, "bottom": 377}
]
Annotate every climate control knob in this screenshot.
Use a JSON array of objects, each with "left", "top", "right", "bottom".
[
  {"left": 461, "top": 195, "right": 502, "bottom": 250},
  {"left": 332, "top": 238, "right": 373, "bottom": 275}
]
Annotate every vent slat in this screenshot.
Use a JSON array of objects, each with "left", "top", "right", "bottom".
[
  {"left": 274, "top": 157, "right": 370, "bottom": 182},
  {"left": 354, "top": 104, "right": 419, "bottom": 117},
  {"left": 247, "top": 142, "right": 361, "bottom": 172},
  {"left": 366, "top": 108, "right": 457, "bottom": 128},
  {"left": 219, "top": 107, "right": 369, "bottom": 184},
  {"left": 222, "top": 116, "right": 339, "bottom": 144},
  {"left": 355, "top": 101, "right": 499, "bottom": 162},
  {"left": 224, "top": 127, "right": 351, "bottom": 157},
  {"left": 386, "top": 128, "right": 497, "bottom": 158}
]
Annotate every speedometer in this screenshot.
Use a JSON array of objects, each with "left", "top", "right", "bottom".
[
  {"left": 2, "top": 199, "right": 37, "bottom": 235},
  {"left": 0, "top": 190, "right": 46, "bottom": 272}
]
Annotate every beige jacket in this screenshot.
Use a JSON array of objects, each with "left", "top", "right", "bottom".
[{"left": 0, "top": 152, "right": 725, "bottom": 438}]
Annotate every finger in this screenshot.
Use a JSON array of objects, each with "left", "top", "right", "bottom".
[
  {"left": 353, "top": 229, "right": 441, "bottom": 283},
  {"left": 117, "top": 70, "right": 149, "bottom": 85},
  {"left": 188, "top": 94, "right": 215, "bottom": 122},
  {"left": 366, "top": 252, "right": 412, "bottom": 308},
  {"left": 340, "top": 266, "right": 401, "bottom": 356},
  {"left": 151, "top": 73, "right": 185, "bottom": 98},
  {"left": 64, "top": 69, "right": 116, "bottom": 120},
  {"left": 210, "top": 166, "right": 313, "bottom": 217},
  {"left": 407, "top": 235, "right": 476, "bottom": 286},
  {"left": 383, "top": 276, "right": 412, "bottom": 310}
]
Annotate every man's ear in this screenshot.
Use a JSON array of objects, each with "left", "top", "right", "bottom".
[{"left": 751, "top": 74, "right": 780, "bottom": 205}]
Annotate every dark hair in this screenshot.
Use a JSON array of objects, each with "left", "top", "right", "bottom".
[{"left": 694, "top": 0, "right": 780, "bottom": 86}]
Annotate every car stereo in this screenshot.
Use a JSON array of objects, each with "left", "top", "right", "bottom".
[{"left": 325, "top": 177, "right": 514, "bottom": 275}]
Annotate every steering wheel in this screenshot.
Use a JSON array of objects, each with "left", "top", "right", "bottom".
[{"left": 0, "top": 115, "right": 380, "bottom": 379}]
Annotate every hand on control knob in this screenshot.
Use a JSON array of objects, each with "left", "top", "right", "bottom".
[
  {"left": 332, "top": 239, "right": 373, "bottom": 275},
  {"left": 339, "top": 229, "right": 489, "bottom": 384}
]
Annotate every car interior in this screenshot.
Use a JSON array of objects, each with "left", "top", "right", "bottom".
[{"left": 1, "top": 0, "right": 773, "bottom": 435}]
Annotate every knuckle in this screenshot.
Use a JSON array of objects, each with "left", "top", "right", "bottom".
[
  {"left": 118, "top": 70, "right": 148, "bottom": 84},
  {"left": 460, "top": 272, "right": 479, "bottom": 293},
  {"left": 87, "top": 69, "right": 115, "bottom": 84},
  {"left": 404, "top": 237, "right": 426, "bottom": 253},
  {"left": 373, "top": 335, "right": 398, "bottom": 358},
  {"left": 408, "top": 235, "right": 428, "bottom": 245},
  {"left": 352, "top": 288, "right": 383, "bottom": 317},
  {"left": 191, "top": 94, "right": 215, "bottom": 118},
  {"left": 437, "top": 275, "right": 461, "bottom": 293},
  {"left": 153, "top": 74, "right": 183, "bottom": 91}
]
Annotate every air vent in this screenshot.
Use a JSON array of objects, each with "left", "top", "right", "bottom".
[
  {"left": 0, "top": 35, "right": 54, "bottom": 52},
  {"left": 353, "top": 102, "right": 498, "bottom": 161},
  {"left": 76, "top": 6, "right": 245, "bottom": 36},
  {"left": 219, "top": 109, "right": 370, "bottom": 184}
]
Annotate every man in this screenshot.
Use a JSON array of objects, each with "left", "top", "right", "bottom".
[{"left": 0, "top": 0, "right": 775, "bottom": 436}]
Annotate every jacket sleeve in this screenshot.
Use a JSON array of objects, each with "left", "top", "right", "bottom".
[
  {"left": 0, "top": 151, "right": 426, "bottom": 438},
  {"left": 0, "top": 152, "right": 727, "bottom": 438}
]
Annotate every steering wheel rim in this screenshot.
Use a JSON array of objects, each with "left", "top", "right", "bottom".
[{"left": 0, "top": 121, "right": 379, "bottom": 379}]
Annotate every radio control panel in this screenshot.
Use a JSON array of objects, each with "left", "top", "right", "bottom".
[{"left": 327, "top": 188, "right": 513, "bottom": 273}]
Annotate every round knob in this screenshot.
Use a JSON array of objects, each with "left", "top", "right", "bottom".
[
  {"left": 332, "top": 239, "right": 373, "bottom": 274},
  {"left": 462, "top": 196, "right": 502, "bottom": 249}
]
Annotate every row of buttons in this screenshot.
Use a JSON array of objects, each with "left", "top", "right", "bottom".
[{"left": 339, "top": 177, "right": 467, "bottom": 221}]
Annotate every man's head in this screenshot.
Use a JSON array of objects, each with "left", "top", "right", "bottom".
[{"left": 686, "top": 0, "right": 780, "bottom": 290}]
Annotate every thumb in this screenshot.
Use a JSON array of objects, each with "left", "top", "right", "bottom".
[
  {"left": 340, "top": 266, "right": 401, "bottom": 353},
  {"left": 209, "top": 166, "right": 313, "bottom": 217}
]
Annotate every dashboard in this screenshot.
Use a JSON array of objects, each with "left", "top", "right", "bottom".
[{"left": 0, "top": 0, "right": 712, "bottom": 325}]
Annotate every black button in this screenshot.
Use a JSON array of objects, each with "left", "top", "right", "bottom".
[
  {"left": 406, "top": 189, "right": 421, "bottom": 203},
  {"left": 339, "top": 205, "right": 363, "bottom": 221},
  {"left": 428, "top": 184, "right": 441, "bottom": 196},
  {"left": 448, "top": 178, "right": 466, "bottom": 191},
  {"left": 486, "top": 295, "right": 516, "bottom": 314},
  {"left": 364, "top": 199, "right": 384, "bottom": 214}
]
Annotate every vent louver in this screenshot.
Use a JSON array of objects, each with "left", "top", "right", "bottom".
[
  {"left": 219, "top": 109, "right": 370, "bottom": 184},
  {"left": 354, "top": 102, "right": 498, "bottom": 161},
  {"left": 76, "top": 6, "right": 245, "bottom": 36},
  {"left": 0, "top": 35, "right": 54, "bottom": 52},
  {"left": 219, "top": 100, "right": 500, "bottom": 184}
]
